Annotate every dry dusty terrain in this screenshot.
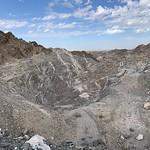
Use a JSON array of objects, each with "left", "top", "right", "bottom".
[{"left": 0, "top": 31, "right": 150, "bottom": 149}]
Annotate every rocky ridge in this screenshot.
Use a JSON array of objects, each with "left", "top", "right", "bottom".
[{"left": 0, "top": 31, "right": 150, "bottom": 149}]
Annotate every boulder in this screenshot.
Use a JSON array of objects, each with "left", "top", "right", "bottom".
[{"left": 26, "top": 135, "right": 51, "bottom": 150}]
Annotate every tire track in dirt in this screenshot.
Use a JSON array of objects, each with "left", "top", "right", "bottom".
[
  {"left": 111, "top": 73, "right": 147, "bottom": 133},
  {"left": 83, "top": 109, "right": 108, "bottom": 144},
  {"left": 75, "top": 109, "right": 99, "bottom": 145}
]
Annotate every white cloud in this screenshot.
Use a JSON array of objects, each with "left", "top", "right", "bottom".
[
  {"left": 140, "top": 0, "right": 150, "bottom": 6},
  {"left": 48, "top": 0, "right": 74, "bottom": 8},
  {"left": 29, "top": 0, "right": 150, "bottom": 36},
  {"left": 135, "top": 28, "right": 150, "bottom": 33},
  {"left": 30, "top": 0, "right": 149, "bottom": 36},
  {"left": 0, "top": 20, "right": 28, "bottom": 29},
  {"left": 37, "top": 22, "right": 78, "bottom": 33},
  {"left": 95, "top": 6, "right": 108, "bottom": 16},
  {"left": 12, "top": 0, "right": 149, "bottom": 37},
  {"left": 73, "top": 5, "right": 93, "bottom": 18},
  {"left": 57, "top": 22, "right": 77, "bottom": 29},
  {"left": 79, "top": 0, "right": 150, "bottom": 33},
  {"left": 42, "top": 13, "right": 72, "bottom": 21},
  {"left": 42, "top": 15, "right": 57, "bottom": 21},
  {"left": 25, "top": 30, "right": 103, "bottom": 38},
  {"left": 48, "top": 0, "right": 91, "bottom": 8},
  {"left": 73, "top": 0, "right": 92, "bottom": 5},
  {"left": 28, "top": 30, "right": 34, "bottom": 34},
  {"left": 104, "top": 28, "right": 124, "bottom": 34}
]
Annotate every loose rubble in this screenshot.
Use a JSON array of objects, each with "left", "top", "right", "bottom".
[{"left": 0, "top": 129, "right": 108, "bottom": 150}]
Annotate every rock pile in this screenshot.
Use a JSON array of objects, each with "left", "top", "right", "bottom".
[{"left": 0, "top": 132, "right": 108, "bottom": 150}]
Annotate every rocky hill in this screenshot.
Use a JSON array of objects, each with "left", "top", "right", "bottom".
[{"left": 0, "top": 31, "right": 150, "bottom": 150}]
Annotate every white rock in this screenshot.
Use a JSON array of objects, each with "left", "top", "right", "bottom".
[
  {"left": 120, "top": 135, "right": 125, "bottom": 140},
  {"left": 116, "top": 69, "right": 126, "bottom": 78},
  {"left": 79, "top": 92, "right": 89, "bottom": 98},
  {"left": 144, "top": 102, "right": 150, "bottom": 110},
  {"left": 26, "top": 135, "right": 51, "bottom": 150},
  {"left": 136, "top": 134, "right": 144, "bottom": 141},
  {"left": 24, "top": 134, "right": 30, "bottom": 140},
  {"left": 51, "top": 136, "right": 54, "bottom": 140}
]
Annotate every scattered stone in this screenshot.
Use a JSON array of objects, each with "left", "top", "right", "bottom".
[
  {"left": 144, "top": 102, "right": 150, "bottom": 110},
  {"left": 18, "top": 136, "right": 24, "bottom": 141},
  {"left": 136, "top": 134, "right": 144, "bottom": 141},
  {"left": 116, "top": 69, "right": 127, "bottom": 78},
  {"left": 99, "top": 114, "right": 104, "bottom": 118},
  {"left": 24, "top": 135, "right": 30, "bottom": 140},
  {"left": 3, "top": 129, "right": 9, "bottom": 137},
  {"left": 23, "top": 129, "right": 29, "bottom": 135},
  {"left": 51, "top": 136, "right": 54, "bottom": 140},
  {"left": 79, "top": 92, "right": 90, "bottom": 99},
  {"left": 120, "top": 135, "right": 125, "bottom": 140},
  {"left": 61, "top": 140, "right": 75, "bottom": 148},
  {"left": 0, "top": 133, "right": 109, "bottom": 150},
  {"left": 121, "top": 133, "right": 131, "bottom": 139}
]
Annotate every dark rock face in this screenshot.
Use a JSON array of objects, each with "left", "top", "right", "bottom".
[
  {"left": 0, "top": 31, "right": 150, "bottom": 149},
  {"left": 0, "top": 31, "right": 52, "bottom": 65}
]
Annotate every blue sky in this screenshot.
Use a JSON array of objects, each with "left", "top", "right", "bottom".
[{"left": 0, "top": 0, "right": 150, "bottom": 50}]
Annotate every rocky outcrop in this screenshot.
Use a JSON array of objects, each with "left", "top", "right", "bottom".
[{"left": 0, "top": 31, "right": 52, "bottom": 65}]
